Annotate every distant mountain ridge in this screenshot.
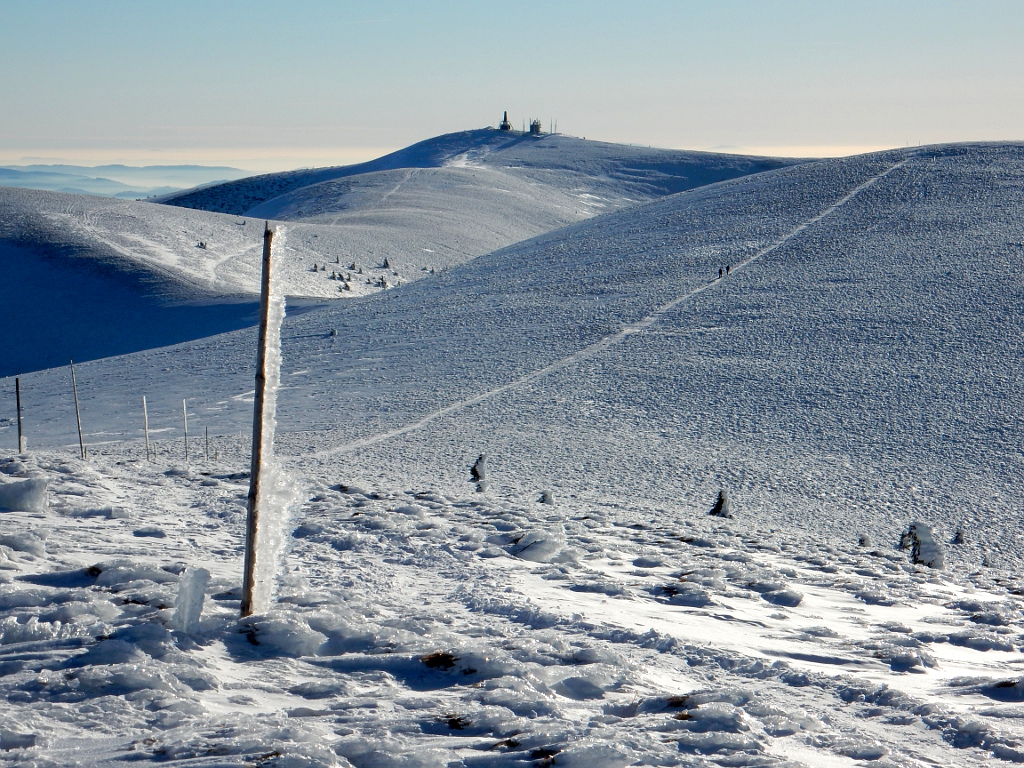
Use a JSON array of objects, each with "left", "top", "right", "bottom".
[{"left": 0, "top": 163, "right": 251, "bottom": 199}]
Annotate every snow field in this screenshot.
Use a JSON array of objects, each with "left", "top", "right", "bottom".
[{"left": 2, "top": 451, "right": 1024, "bottom": 765}]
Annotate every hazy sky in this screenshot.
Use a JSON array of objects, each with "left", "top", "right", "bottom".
[{"left": 4, "top": 0, "right": 1022, "bottom": 172}]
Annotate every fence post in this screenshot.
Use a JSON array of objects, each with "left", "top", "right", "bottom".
[
  {"left": 15, "top": 377, "right": 25, "bottom": 454},
  {"left": 142, "top": 396, "right": 152, "bottom": 461},
  {"left": 241, "top": 222, "right": 274, "bottom": 617},
  {"left": 70, "top": 360, "right": 86, "bottom": 460}
]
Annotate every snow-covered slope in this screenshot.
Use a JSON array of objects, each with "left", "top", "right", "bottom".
[
  {"left": 1, "top": 133, "right": 796, "bottom": 376},
  {"left": 161, "top": 129, "right": 798, "bottom": 217},
  {"left": 2, "top": 142, "right": 1023, "bottom": 766},
  {"left": 8, "top": 142, "right": 1022, "bottom": 553}
]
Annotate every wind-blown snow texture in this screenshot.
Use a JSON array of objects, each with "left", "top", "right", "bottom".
[{"left": 0, "top": 139, "right": 1023, "bottom": 766}]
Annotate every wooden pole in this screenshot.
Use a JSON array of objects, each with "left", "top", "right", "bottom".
[
  {"left": 70, "top": 360, "right": 86, "bottom": 460},
  {"left": 241, "top": 222, "right": 274, "bottom": 617},
  {"left": 182, "top": 399, "right": 189, "bottom": 462},
  {"left": 205, "top": 425, "right": 209, "bottom": 462},
  {"left": 142, "top": 396, "right": 151, "bottom": 461},
  {"left": 15, "top": 377, "right": 25, "bottom": 454}
]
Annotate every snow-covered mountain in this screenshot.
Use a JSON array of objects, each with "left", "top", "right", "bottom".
[
  {"left": 1, "top": 140, "right": 1023, "bottom": 766},
  {"left": 159, "top": 129, "right": 798, "bottom": 217},
  {"left": 0, "top": 131, "right": 797, "bottom": 377}
]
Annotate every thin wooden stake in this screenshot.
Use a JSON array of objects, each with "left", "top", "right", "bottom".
[
  {"left": 182, "top": 400, "right": 189, "bottom": 462},
  {"left": 241, "top": 223, "right": 274, "bottom": 618},
  {"left": 15, "top": 377, "right": 25, "bottom": 454},
  {"left": 70, "top": 360, "right": 86, "bottom": 460},
  {"left": 205, "top": 425, "right": 209, "bottom": 462},
  {"left": 142, "top": 396, "right": 152, "bottom": 461}
]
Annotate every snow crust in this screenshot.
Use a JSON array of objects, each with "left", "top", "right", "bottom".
[{"left": 0, "top": 452, "right": 1022, "bottom": 766}]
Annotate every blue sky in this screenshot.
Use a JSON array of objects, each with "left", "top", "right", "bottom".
[{"left": 3, "top": 0, "right": 1022, "bottom": 171}]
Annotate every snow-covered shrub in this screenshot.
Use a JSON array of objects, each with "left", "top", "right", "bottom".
[
  {"left": 762, "top": 589, "right": 803, "bottom": 607},
  {"left": 470, "top": 454, "right": 487, "bottom": 482},
  {"left": 0, "top": 477, "right": 47, "bottom": 512},
  {"left": 509, "top": 529, "right": 566, "bottom": 562},
  {"left": 553, "top": 676, "right": 607, "bottom": 700},
  {"left": 708, "top": 489, "right": 731, "bottom": 518},
  {"left": 658, "top": 582, "right": 713, "bottom": 607},
  {"left": 899, "top": 522, "right": 945, "bottom": 569},
  {"left": 243, "top": 614, "right": 328, "bottom": 657}
]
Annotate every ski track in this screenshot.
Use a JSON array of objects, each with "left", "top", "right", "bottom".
[{"left": 316, "top": 160, "right": 907, "bottom": 458}]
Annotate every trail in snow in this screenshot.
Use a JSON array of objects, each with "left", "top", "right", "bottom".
[{"left": 315, "top": 160, "right": 906, "bottom": 458}]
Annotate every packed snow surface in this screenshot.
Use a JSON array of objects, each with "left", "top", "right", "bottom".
[
  {"left": 2, "top": 450, "right": 1024, "bottom": 767},
  {"left": 0, "top": 140, "right": 1022, "bottom": 765}
]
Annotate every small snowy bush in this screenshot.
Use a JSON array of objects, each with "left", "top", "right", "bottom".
[
  {"left": 709, "top": 489, "right": 732, "bottom": 518},
  {"left": 899, "top": 522, "right": 945, "bottom": 569}
]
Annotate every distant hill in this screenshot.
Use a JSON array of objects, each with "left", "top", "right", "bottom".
[
  {"left": 0, "top": 163, "right": 251, "bottom": 199},
  {"left": 159, "top": 128, "right": 801, "bottom": 216},
  {"left": 7, "top": 142, "right": 1023, "bottom": 561}
]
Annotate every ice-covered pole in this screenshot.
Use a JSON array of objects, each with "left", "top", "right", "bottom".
[
  {"left": 142, "top": 396, "right": 151, "bottom": 461},
  {"left": 182, "top": 399, "right": 189, "bottom": 462},
  {"left": 241, "top": 223, "right": 275, "bottom": 617}
]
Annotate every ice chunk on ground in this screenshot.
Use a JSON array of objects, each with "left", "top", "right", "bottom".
[
  {"left": 0, "top": 477, "right": 48, "bottom": 512},
  {"left": 171, "top": 567, "right": 210, "bottom": 634}
]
